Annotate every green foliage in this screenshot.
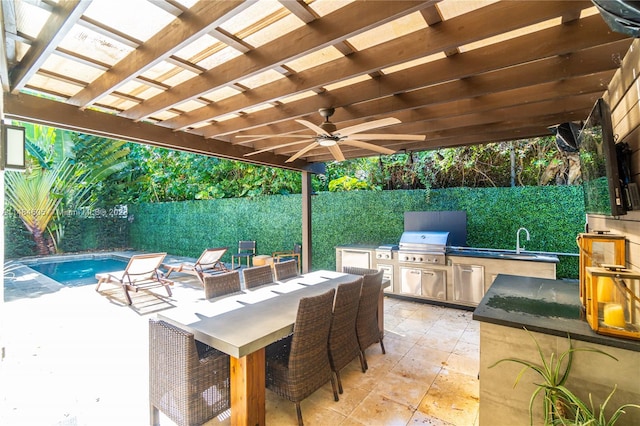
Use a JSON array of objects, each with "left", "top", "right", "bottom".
[
  {"left": 112, "top": 144, "right": 302, "bottom": 202},
  {"left": 328, "top": 175, "right": 374, "bottom": 191}
]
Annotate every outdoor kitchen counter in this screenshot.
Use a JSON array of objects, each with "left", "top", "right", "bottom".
[{"left": 474, "top": 274, "right": 640, "bottom": 425}]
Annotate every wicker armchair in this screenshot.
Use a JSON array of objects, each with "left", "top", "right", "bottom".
[
  {"left": 203, "top": 270, "right": 241, "bottom": 299},
  {"left": 328, "top": 277, "right": 363, "bottom": 394},
  {"left": 342, "top": 266, "right": 378, "bottom": 276},
  {"left": 242, "top": 264, "right": 274, "bottom": 289},
  {"left": 274, "top": 259, "right": 299, "bottom": 281},
  {"left": 149, "top": 319, "right": 230, "bottom": 426},
  {"left": 355, "top": 269, "right": 385, "bottom": 371},
  {"left": 265, "top": 288, "right": 338, "bottom": 426}
]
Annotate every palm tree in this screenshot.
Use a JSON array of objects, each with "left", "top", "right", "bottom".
[{"left": 5, "top": 159, "right": 76, "bottom": 254}]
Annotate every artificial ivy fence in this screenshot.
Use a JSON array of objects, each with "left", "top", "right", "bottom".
[{"left": 5, "top": 186, "right": 584, "bottom": 278}]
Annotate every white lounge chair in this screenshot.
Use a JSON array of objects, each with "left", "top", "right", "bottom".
[
  {"left": 95, "top": 253, "right": 172, "bottom": 305},
  {"left": 163, "top": 247, "right": 229, "bottom": 284}
]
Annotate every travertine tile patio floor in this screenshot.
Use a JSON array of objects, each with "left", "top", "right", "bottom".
[{"left": 1, "top": 260, "right": 479, "bottom": 426}]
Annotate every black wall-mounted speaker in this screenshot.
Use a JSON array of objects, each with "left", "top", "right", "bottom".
[{"left": 592, "top": 0, "right": 640, "bottom": 38}]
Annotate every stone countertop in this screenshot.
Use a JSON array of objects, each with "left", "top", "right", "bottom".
[
  {"left": 447, "top": 248, "right": 559, "bottom": 263},
  {"left": 335, "top": 244, "right": 380, "bottom": 250},
  {"left": 473, "top": 274, "right": 640, "bottom": 352}
]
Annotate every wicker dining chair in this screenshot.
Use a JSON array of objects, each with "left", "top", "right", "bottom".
[
  {"left": 203, "top": 270, "right": 242, "bottom": 299},
  {"left": 274, "top": 259, "right": 299, "bottom": 281},
  {"left": 355, "top": 269, "right": 385, "bottom": 371},
  {"left": 149, "top": 319, "right": 230, "bottom": 426},
  {"left": 265, "top": 288, "right": 338, "bottom": 426},
  {"left": 242, "top": 264, "right": 274, "bottom": 289},
  {"left": 328, "top": 277, "right": 364, "bottom": 394}
]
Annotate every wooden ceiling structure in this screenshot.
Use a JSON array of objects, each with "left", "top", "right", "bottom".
[{"left": 0, "top": 0, "right": 636, "bottom": 173}]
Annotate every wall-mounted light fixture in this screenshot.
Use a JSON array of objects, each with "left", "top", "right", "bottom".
[{"left": 2, "top": 124, "right": 26, "bottom": 171}]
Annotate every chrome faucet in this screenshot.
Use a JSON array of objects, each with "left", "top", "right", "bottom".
[{"left": 516, "top": 227, "right": 530, "bottom": 254}]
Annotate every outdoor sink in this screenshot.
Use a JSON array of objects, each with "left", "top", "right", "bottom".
[
  {"left": 448, "top": 247, "right": 558, "bottom": 262},
  {"left": 498, "top": 252, "right": 540, "bottom": 260}
]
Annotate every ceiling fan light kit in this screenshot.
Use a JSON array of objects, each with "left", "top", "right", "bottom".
[{"left": 241, "top": 108, "right": 426, "bottom": 162}]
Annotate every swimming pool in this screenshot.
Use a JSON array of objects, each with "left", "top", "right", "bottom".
[{"left": 27, "top": 257, "right": 129, "bottom": 287}]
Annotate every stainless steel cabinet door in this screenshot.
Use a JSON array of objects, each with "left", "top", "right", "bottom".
[
  {"left": 453, "top": 264, "right": 485, "bottom": 304},
  {"left": 400, "top": 267, "right": 422, "bottom": 295},
  {"left": 421, "top": 268, "right": 446, "bottom": 300}
]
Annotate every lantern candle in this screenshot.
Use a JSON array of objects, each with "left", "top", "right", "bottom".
[
  {"left": 603, "top": 303, "right": 626, "bottom": 328},
  {"left": 597, "top": 277, "right": 614, "bottom": 302}
]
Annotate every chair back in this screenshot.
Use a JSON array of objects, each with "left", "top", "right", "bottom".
[
  {"left": 238, "top": 240, "right": 256, "bottom": 254},
  {"left": 204, "top": 270, "right": 241, "bottom": 299},
  {"left": 342, "top": 266, "right": 378, "bottom": 276},
  {"left": 356, "top": 269, "right": 384, "bottom": 349},
  {"left": 329, "top": 278, "right": 363, "bottom": 372},
  {"left": 242, "top": 264, "right": 274, "bottom": 289},
  {"left": 288, "top": 288, "right": 336, "bottom": 375},
  {"left": 197, "top": 247, "right": 227, "bottom": 268},
  {"left": 274, "top": 259, "right": 298, "bottom": 281},
  {"left": 124, "top": 253, "right": 166, "bottom": 282}
]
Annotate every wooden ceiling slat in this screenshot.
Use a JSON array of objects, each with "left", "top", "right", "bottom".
[
  {"left": 67, "top": 0, "right": 251, "bottom": 108},
  {"left": 162, "top": 0, "right": 592, "bottom": 131},
  {"left": 209, "top": 27, "right": 252, "bottom": 53},
  {"left": 78, "top": 15, "right": 142, "bottom": 48},
  {"left": 277, "top": 0, "right": 318, "bottom": 23},
  {"left": 10, "top": 0, "right": 91, "bottom": 93},
  {"left": 121, "top": 1, "right": 435, "bottom": 121},
  {"left": 201, "top": 14, "right": 625, "bottom": 139}
]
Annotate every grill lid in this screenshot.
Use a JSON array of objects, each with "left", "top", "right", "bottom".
[{"left": 399, "top": 231, "right": 449, "bottom": 253}]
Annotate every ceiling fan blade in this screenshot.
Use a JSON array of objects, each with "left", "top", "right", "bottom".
[
  {"left": 339, "top": 117, "right": 401, "bottom": 136},
  {"left": 235, "top": 134, "right": 313, "bottom": 138},
  {"left": 244, "top": 139, "right": 315, "bottom": 157},
  {"left": 286, "top": 142, "right": 320, "bottom": 163},
  {"left": 295, "top": 119, "right": 327, "bottom": 135},
  {"left": 327, "top": 144, "right": 346, "bottom": 162},
  {"left": 340, "top": 139, "right": 396, "bottom": 155},
  {"left": 349, "top": 133, "right": 426, "bottom": 141}
]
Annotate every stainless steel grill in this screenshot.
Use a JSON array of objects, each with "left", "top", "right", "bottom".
[{"left": 397, "top": 231, "right": 449, "bottom": 264}]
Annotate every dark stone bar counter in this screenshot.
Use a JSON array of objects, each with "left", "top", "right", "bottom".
[
  {"left": 473, "top": 274, "right": 640, "bottom": 425},
  {"left": 473, "top": 274, "right": 640, "bottom": 352}
]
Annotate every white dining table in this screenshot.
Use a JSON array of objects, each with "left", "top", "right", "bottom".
[{"left": 157, "top": 270, "right": 389, "bottom": 426}]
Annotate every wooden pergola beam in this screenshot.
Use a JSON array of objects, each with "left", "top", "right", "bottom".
[{"left": 2, "top": 92, "right": 324, "bottom": 173}]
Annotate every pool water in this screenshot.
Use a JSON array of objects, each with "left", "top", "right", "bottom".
[{"left": 29, "top": 258, "right": 129, "bottom": 287}]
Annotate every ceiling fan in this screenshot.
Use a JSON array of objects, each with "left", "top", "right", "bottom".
[{"left": 240, "top": 108, "right": 426, "bottom": 162}]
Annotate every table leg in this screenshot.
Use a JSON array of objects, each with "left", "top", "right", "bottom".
[{"left": 230, "top": 348, "right": 266, "bottom": 426}]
